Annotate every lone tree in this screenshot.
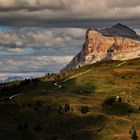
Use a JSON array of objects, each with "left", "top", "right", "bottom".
[
  {"left": 102, "top": 96, "right": 116, "bottom": 107},
  {"left": 129, "top": 126, "right": 138, "bottom": 140},
  {"left": 81, "top": 106, "right": 89, "bottom": 114},
  {"left": 64, "top": 104, "right": 70, "bottom": 112},
  {"left": 58, "top": 105, "right": 64, "bottom": 115}
]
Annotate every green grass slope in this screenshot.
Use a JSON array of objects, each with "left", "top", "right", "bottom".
[{"left": 0, "top": 58, "right": 140, "bottom": 140}]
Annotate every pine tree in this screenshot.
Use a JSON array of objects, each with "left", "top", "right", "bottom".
[
  {"left": 129, "top": 126, "right": 138, "bottom": 140},
  {"left": 64, "top": 104, "right": 70, "bottom": 112}
]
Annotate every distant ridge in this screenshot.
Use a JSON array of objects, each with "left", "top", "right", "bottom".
[{"left": 5, "top": 76, "right": 24, "bottom": 83}]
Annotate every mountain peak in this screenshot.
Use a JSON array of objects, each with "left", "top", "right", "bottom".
[
  {"left": 100, "top": 23, "right": 139, "bottom": 40},
  {"left": 62, "top": 24, "right": 140, "bottom": 71},
  {"left": 112, "top": 23, "right": 129, "bottom": 29},
  {"left": 111, "top": 23, "right": 136, "bottom": 34}
]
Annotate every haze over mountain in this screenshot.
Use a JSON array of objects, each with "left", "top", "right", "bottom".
[{"left": 63, "top": 23, "right": 140, "bottom": 71}]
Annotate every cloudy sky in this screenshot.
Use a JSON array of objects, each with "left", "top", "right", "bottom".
[{"left": 0, "top": 0, "right": 140, "bottom": 80}]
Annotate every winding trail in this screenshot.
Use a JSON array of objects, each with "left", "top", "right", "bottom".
[
  {"left": 54, "top": 69, "right": 92, "bottom": 89},
  {"left": 9, "top": 61, "right": 127, "bottom": 98},
  {"left": 9, "top": 94, "right": 20, "bottom": 100},
  {"left": 116, "top": 61, "right": 126, "bottom": 67},
  {"left": 63, "top": 69, "right": 92, "bottom": 82},
  {"left": 54, "top": 82, "right": 62, "bottom": 89},
  {"left": 54, "top": 61, "right": 127, "bottom": 89}
]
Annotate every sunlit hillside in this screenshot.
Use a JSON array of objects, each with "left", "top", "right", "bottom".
[{"left": 0, "top": 58, "right": 140, "bottom": 140}]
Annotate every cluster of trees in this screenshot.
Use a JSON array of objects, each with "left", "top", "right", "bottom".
[
  {"left": 45, "top": 69, "right": 76, "bottom": 81},
  {"left": 58, "top": 104, "right": 90, "bottom": 115},
  {"left": 20, "top": 78, "right": 40, "bottom": 86},
  {"left": 45, "top": 73, "right": 60, "bottom": 80},
  {"left": 21, "top": 100, "right": 90, "bottom": 116},
  {"left": 0, "top": 78, "right": 40, "bottom": 98},
  {"left": 46, "top": 72, "right": 67, "bottom": 81},
  {"left": 0, "top": 85, "right": 18, "bottom": 96},
  {"left": 102, "top": 95, "right": 140, "bottom": 113},
  {"left": 58, "top": 104, "right": 71, "bottom": 114}
]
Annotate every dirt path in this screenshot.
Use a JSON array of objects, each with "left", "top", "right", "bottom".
[
  {"left": 116, "top": 61, "right": 126, "bottom": 67},
  {"left": 54, "top": 61, "right": 127, "bottom": 89},
  {"left": 54, "top": 69, "right": 92, "bottom": 89},
  {"left": 63, "top": 69, "right": 92, "bottom": 82},
  {"left": 9, "top": 94, "right": 20, "bottom": 100},
  {"left": 54, "top": 82, "right": 62, "bottom": 89}
]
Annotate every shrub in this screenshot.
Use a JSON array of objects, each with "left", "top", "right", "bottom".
[
  {"left": 118, "top": 97, "right": 123, "bottom": 103},
  {"left": 81, "top": 106, "right": 89, "bottom": 114},
  {"left": 129, "top": 126, "right": 138, "bottom": 140},
  {"left": 64, "top": 104, "right": 70, "bottom": 112},
  {"left": 58, "top": 105, "right": 63, "bottom": 114},
  {"left": 103, "top": 96, "right": 116, "bottom": 107}
]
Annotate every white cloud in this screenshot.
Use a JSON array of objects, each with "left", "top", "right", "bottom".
[
  {"left": 0, "top": 27, "right": 85, "bottom": 79},
  {"left": 0, "top": 27, "right": 86, "bottom": 50},
  {"left": 0, "top": 55, "right": 73, "bottom": 73}
]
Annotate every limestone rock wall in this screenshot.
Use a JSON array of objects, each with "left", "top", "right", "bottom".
[{"left": 62, "top": 27, "right": 140, "bottom": 71}]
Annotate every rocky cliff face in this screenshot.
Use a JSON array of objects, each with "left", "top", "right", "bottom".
[{"left": 62, "top": 23, "right": 140, "bottom": 71}]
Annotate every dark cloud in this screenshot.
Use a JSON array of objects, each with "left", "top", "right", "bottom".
[
  {"left": 0, "top": 0, "right": 139, "bottom": 27},
  {"left": 0, "top": 0, "right": 140, "bottom": 79},
  {"left": 0, "top": 18, "right": 139, "bottom": 30}
]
